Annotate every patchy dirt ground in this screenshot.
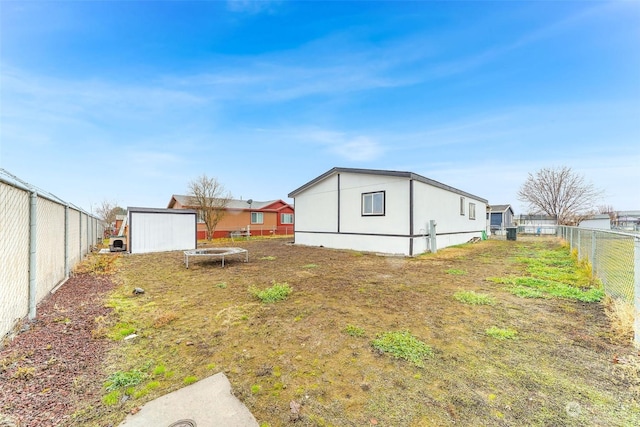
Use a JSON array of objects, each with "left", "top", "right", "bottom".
[
  {"left": 0, "top": 274, "right": 116, "bottom": 427},
  {"left": 1, "top": 236, "right": 639, "bottom": 426}
]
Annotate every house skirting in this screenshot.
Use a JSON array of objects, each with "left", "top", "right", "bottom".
[{"left": 293, "top": 230, "right": 483, "bottom": 256}]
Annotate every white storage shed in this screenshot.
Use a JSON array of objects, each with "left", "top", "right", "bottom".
[
  {"left": 127, "top": 207, "right": 197, "bottom": 254},
  {"left": 288, "top": 167, "right": 488, "bottom": 256}
]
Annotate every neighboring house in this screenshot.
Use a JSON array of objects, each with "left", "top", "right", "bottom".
[
  {"left": 167, "top": 195, "right": 294, "bottom": 239},
  {"left": 613, "top": 210, "right": 640, "bottom": 232},
  {"left": 578, "top": 214, "right": 611, "bottom": 230},
  {"left": 487, "top": 204, "right": 514, "bottom": 235},
  {"left": 288, "top": 167, "right": 488, "bottom": 256}
]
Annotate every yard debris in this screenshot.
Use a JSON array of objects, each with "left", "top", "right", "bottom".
[
  {"left": 289, "top": 400, "right": 301, "bottom": 421},
  {"left": 256, "top": 365, "right": 273, "bottom": 376},
  {"left": 132, "top": 287, "right": 145, "bottom": 295},
  {"left": 124, "top": 334, "right": 138, "bottom": 341}
]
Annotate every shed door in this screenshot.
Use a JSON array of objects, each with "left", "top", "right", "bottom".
[{"left": 130, "top": 213, "right": 196, "bottom": 254}]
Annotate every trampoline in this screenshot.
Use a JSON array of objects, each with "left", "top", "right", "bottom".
[{"left": 183, "top": 247, "right": 248, "bottom": 268}]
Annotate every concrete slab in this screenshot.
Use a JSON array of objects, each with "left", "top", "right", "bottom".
[{"left": 118, "top": 372, "right": 259, "bottom": 427}]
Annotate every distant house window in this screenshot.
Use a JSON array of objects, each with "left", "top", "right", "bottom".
[
  {"left": 469, "top": 203, "right": 476, "bottom": 220},
  {"left": 251, "top": 212, "right": 264, "bottom": 224},
  {"left": 460, "top": 197, "right": 466, "bottom": 216},
  {"left": 362, "top": 191, "right": 385, "bottom": 216},
  {"left": 281, "top": 213, "right": 294, "bottom": 224}
]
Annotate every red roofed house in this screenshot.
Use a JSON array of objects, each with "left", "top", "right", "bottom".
[{"left": 167, "top": 195, "right": 294, "bottom": 239}]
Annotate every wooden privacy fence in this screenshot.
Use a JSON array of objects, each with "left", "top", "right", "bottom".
[{"left": 0, "top": 169, "right": 105, "bottom": 338}]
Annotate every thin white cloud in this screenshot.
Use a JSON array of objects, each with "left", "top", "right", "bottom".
[
  {"left": 330, "top": 136, "right": 383, "bottom": 162},
  {"left": 227, "top": 0, "right": 280, "bottom": 14},
  {"left": 300, "top": 128, "right": 384, "bottom": 162}
]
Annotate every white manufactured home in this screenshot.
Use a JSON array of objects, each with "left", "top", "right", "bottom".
[
  {"left": 127, "top": 207, "right": 197, "bottom": 254},
  {"left": 288, "top": 167, "right": 488, "bottom": 256}
]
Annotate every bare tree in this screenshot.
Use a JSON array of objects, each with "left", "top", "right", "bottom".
[
  {"left": 517, "top": 166, "right": 602, "bottom": 225},
  {"left": 95, "top": 200, "right": 125, "bottom": 236},
  {"left": 188, "top": 174, "right": 232, "bottom": 240}
]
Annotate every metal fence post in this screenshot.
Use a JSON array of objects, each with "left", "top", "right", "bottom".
[
  {"left": 635, "top": 237, "right": 640, "bottom": 348},
  {"left": 577, "top": 230, "right": 581, "bottom": 260},
  {"left": 28, "top": 191, "right": 37, "bottom": 320},
  {"left": 591, "top": 230, "right": 596, "bottom": 276},
  {"left": 65, "top": 205, "right": 69, "bottom": 279},
  {"left": 569, "top": 227, "right": 573, "bottom": 249}
]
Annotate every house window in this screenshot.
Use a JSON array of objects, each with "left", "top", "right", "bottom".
[
  {"left": 469, "top": 203, "right": 476, "bottom": 220},
  {"left": 281, "top": 213, "right": 294, "bottom": 224},
  {"left": 251, "top": 212, "right": 264, "bottom": 224},
  {"left": 362, "top": 191, "right": 385, "bottom": 216},
  {"left": 460, "top": 197, "right": 465, "bottom": 216}
]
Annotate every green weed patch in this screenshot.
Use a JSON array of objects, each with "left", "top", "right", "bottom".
[
  {"left": 104, "top": 368, "right": 147, "bottom": 391},
  {"left": 371, "top": 331, "right": 433, "bottom": 367},
  {"left": 249, "top": 281, "right": 292, "bottom": 303},
  {"left": 491, "top": 245, "right": 604, "bottom": 302},
  {"left": 453, "top": 290, "right": 495, "bottom": 305},
  {"left": 343, "top": 324, "right": 366, "bottom": 337},
  {"left": 486, "top": 326, "right": 518, "bottom": 340}
]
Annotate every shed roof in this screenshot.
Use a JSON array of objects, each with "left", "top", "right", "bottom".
[
  {"left": 489, "top": 204, "right": 514, "bottom": 213},
  {"left": 288, "top": 167, "right": 488, "bottom": 203},
  {"left": 129, "top": 206, "right": 197, "bottom": 215}
]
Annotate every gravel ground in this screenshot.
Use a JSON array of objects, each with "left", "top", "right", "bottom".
[{"left": 0, "top": 274, "right": 116, "bottom": 427}]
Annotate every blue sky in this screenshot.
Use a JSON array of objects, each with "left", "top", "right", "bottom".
[{"left": 1, "top": 0, "right": 639, "bottom": 214}]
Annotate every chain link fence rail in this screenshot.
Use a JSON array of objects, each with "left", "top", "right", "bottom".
[
  {"left": 558, "top": 226, "right": 640, "bottom": 345},
  {"left": 1, "top": 169, "right": 105, "bottom": 338}
]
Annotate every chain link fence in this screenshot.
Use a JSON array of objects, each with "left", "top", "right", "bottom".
[
  {"left": 558, "top": 226, "right": 640, "bottom": 344},
  {"left": 1, "top": 169, "right": 105, "bottom": 338}
]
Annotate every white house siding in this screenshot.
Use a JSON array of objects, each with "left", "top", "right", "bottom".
[
  {"left": 129, "top": 209, "right": 196, "bottom": 254},
  {"left": 291, "top": 168, "right": 487, "bottom": 256},
  {"left": 412, "top": 182, "right": 486, "bottom": 252},
  {"left": 339, "top": 173, "right": 409, "bottom": 235},
  {"left": 293, "top": 233, "right": 410, "bottom": 255},
  {"left": 293, "top": 174, "right": 338, "bottom": 233}
]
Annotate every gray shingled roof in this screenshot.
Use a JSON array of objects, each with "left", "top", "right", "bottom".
[
  {"left": 489, "top": 204, "right": 513, "bottom": 213},
  {"left": 170, "top": 195, "right": 282, "bottom": 210},
  {"left": 288, "top": 167, "right": 488, "bottom": 203}
]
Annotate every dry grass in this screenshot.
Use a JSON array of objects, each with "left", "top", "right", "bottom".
[
  {"left": 74, "top": 236, "right": 640, "bottom": 426},
  {"left": 604, "top": 295, "right": 635, "bottom": 342}
]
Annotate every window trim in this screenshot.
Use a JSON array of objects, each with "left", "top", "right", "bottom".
[
  {"left": 251, "top": 211, "right": 264, "bottom": 224},
  {"left": 460, "top": 197, "right": 466, "bottom": 216},
  {"left": 361, "top": 191, "right": 385, "bottom": 216},
  {"left": 469, "top": 202, "right": 476, "bottom": 220},
  {"left": 281, "top": 213, "right": 294, "bottom": 224}
]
